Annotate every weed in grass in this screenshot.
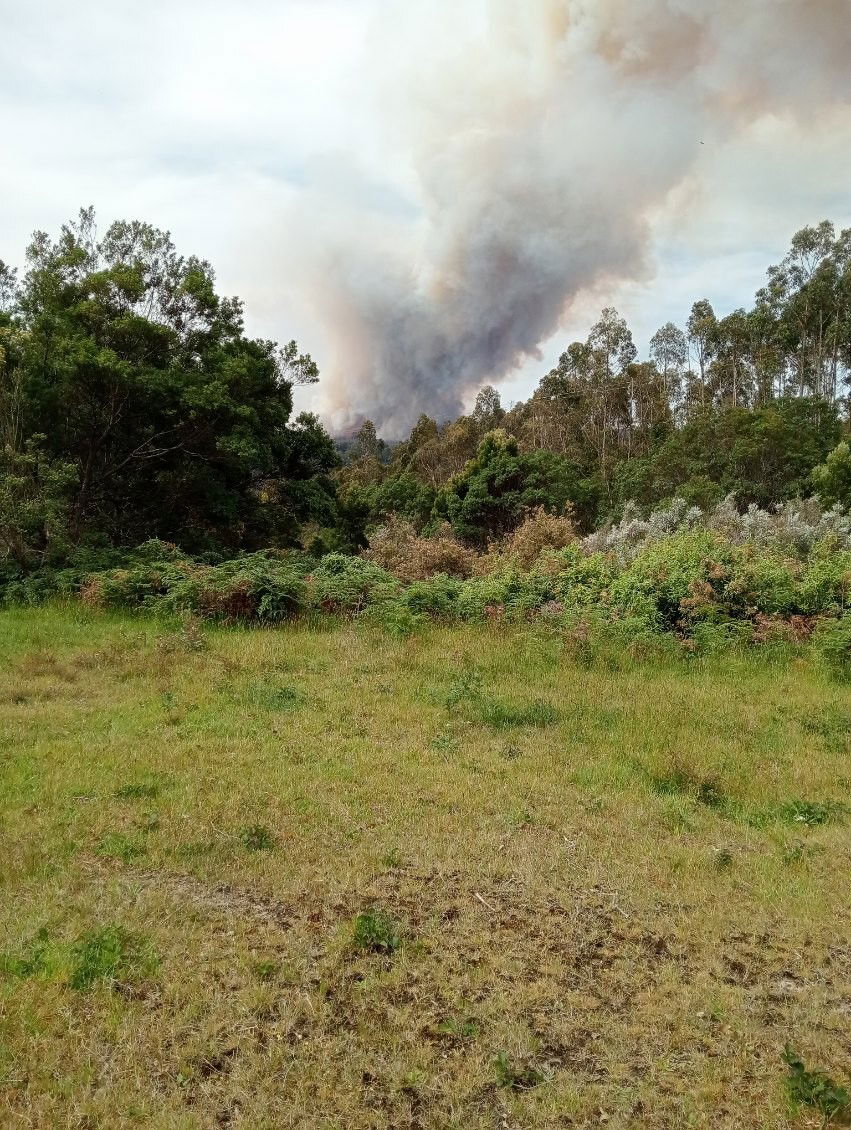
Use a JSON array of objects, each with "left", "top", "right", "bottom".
[
  {"left": 381, "top": 847, "right": 403, "bottom": 869},
  {"left": 782, "top": 1045, "right": 850, "bottom": 1124},
  {"left": 508, "top": 807, "right": 534, "bottom": 828},
  {"left": 251, "top": 960, "right": 280, "bottom": 982},
  {"left": 69, "top": 925, "right": 158, "bottom": 991},
  {"left": 478, "top": 697, "right": 559, "bottom": 729},
  {"left": 801, "top": 706, "right": 851, "bottom": 745},
  {"left": 436, "top": 1015, "right": 479, "bottom": 1040},
  {"left": 247, "top": 682, "right": 303, "bottom": 711},
  {"left": 431, "top": 732, "right": 459, "bottom": 754},
  {"left": 157, "top": 615, "right": 207, "bottom": 654},
  {"left": 493, "top": 1051, "right": 548, "bottom": 1092},
  {"left": 781, "top": 840, "right": 826, "bottom": 866},
  {"left": 779, "top": 800, "right": 847, "bottom": 827},
  {"left": 646, "top": 762, "right": 727, "bottom": 811},
  {"left": 239, "top": 824, "right": 277, "bottom": 852},
  {"left": 96, "top": 833, "right": 147, "bottom": 863},
  {"left": 442, "top": 666, "right": 485, "bottom": 711},
  {"left": 352, "top": 908, "right": 402, "bottom": 954},
  {"left": 697, "top": 779, "right": 726, "bottom": 809},
  {"left": 114, "top": 782, "right": 161, "bottom": 800},
  {"left": 0, "top": 928, "right": 50, "bottom": 980},
  {"left": 134, "top": 811, "right": 161, "bottom": 833}
]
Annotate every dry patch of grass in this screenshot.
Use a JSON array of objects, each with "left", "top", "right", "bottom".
[{"left": 1, "top": 606, "right": 850, "bottom": 1128}]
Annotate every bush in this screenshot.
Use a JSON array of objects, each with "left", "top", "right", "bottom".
[
  {"left": 161, "top": 554, "right": 309, "bottom": 622},
  {"left": 454, "top": 567, "right": 555, "bottom": 622},
  {"left": 307, "top": 553, "right": 399, "bottom": 614},
  {"left": 364, "top": 518, "right": 477, "bottom": 582},
  {"left": 352, "top": 908, "right": 402, "bottom": 954},
  {"left": 401, "top": 574, "right": 464, "bottom": 619},
  {"left": 608, "top": 529, "right": 728, "bottom": 630},
  {"left": 479, "top": 505, "right": 576, "bottom": 571},
  {"left": 539, "top": 544, "right": 614, "bottom": 613},
  {"left": 814, "top": 615, "right": 851, "bottom": 682}
]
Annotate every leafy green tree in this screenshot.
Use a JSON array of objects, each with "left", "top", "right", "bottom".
[
  {"left": 434, "top": 430, "right": 589, "bottom": 545},
  {"left": 811, "top": 441, "right": 851, "bottom": 508},
  {"left": 647, "top": 398, "right": 840, "bottom": 508},
  {"left": 472, "top": 384, "right": 505, "bottom": 433},
  {"left": 9, "top": 209, "right": 337, "bottom": 552}
]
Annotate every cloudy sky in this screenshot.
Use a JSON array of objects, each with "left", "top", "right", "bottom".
[{"left": 2, "top": 0, "right": 850, "bottom": 434}]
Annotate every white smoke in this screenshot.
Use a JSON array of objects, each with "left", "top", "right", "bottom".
[{"left": 292, "top": 0, "right": 851, "bottom": 436}]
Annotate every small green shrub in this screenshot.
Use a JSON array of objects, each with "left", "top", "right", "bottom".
[
  {"left": 352, "top": 908, "right": 402, "bottom": 954},
  {"left": 308, "top": 553, "right": 399, "bottom": 615},
  {"left": 778, "top": 799, "right": 846, "bottom": 827},
  {"left": 252, "top": 960, "right": 280, "bottom": 982},
  {"left": 0, "top": 928, "right": 50, "bottom": 979},
  {"left": 239, "top": 824, "right": 277, "bottom": 851},
  {"left": 402, "top": 574, "right": 463, "bottom": 619},
  {"left": 244, "top": 681, "right": 303, "bottom": 711},
  {"left": 814, "top": 616, "right": 851, "bottom": 682},
  {"left": 69, "top": 925, "right": 158, "bottom": 991},
  {"left": 441, "top": 666, "right": 485, "bottom": 711},
  {"left": 436, "top": 1015, "right": 479, "bottom": 1040},
  {"left": 380, "top": 847, "right": 403, "bottom": 869},
  {"left": 368, "top": 601, "right": 424, "bottom": 638},
  {"left": 162, "top": 554, "right": 308, "bottom": 622},
  {"left": 493, "top": 1051, "right": 548, "bottom": 1091},
  {"left": 782, "top": 1045, "right": 850, "bottom": 1122},
  {"left": 801, "top": 706, "right": 851, "bottom": 741}
]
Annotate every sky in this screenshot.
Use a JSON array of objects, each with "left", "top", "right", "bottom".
[{"left": 2, "top": 0, "right": 851, "bottom": 435}]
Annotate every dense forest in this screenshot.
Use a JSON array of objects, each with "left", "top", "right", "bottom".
[{"left": 2, "top": 211, "right": 851, "bottom": 601}]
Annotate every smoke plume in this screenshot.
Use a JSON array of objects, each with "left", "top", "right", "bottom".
[{"left": 295, "top": 0, "right": 851, "bottom": 436}]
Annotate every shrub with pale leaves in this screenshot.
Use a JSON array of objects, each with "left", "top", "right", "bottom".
[
  {"left": 477, "top": 506, "right": 577, "bottom": 572},
  {"left": 363, "top": 518, "right": 477, "bottom": 582}
]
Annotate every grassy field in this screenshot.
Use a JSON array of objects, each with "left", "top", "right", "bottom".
[{"left": 1, "top": 606, "right": 850, "bottom": 1129}]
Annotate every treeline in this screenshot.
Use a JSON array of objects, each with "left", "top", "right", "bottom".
[
  {"left": 2, "top": 210, "right": 851, "bottom": 586},
  {"left": 337, "top": 220, "right": 851, "bottom": 548}
]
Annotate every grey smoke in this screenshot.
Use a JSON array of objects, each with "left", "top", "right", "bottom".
[{"left": 295, "top": 0, "right": 851, "bottom": 436}]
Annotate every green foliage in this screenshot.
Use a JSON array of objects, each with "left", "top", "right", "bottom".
[
  {"left": 436, "top": 1015, "right": 479, "bottom": 1040},
  {"left": 647, "top": 400, "right": 841, "bottom": 511},
  {"left": 69, "top": 925, "right": 158, "bottom": 991},
  {"left": 454, "top": 567, "right": 555, "bottom": 622},
  {"left": 814, "top": 615, "right": 851, "bottom": 682},
  {"left": 778, "top": 800, "right": 846, "bottom": 828},
  {"left": 782, "top": 1045, "right": 850, "bottom": 1123},
  {"left": 243, "top": 681, "right": 303, "bottom": 711},
  {"left": 435, "top": 431, "right": 582, "bottom": 547},
  {"left": 811, "top": 441, "right": 851, "bottom": 508},
  {"left": 493, "top": 1051, "right": 548, "bottom": 1091},
  {"left": 608, "top": 529, "right": 727, "bottom": 630},
  {"left": 402, "top": 574, "right": 464, "bottom": 619},
  {"left": 352, "top": 908, "right": 402, "bottom": 954},
  {"left": 308, "top": 552, "right": 399, "bottom": 614},
  {"left": 0, "top": 438, "right": 76, "bottom": 569},
  {"left": 96, "top": 833, "right": 147, "bottom": 863},
  {"left": 239, "top": 824, "right": 277, "bottom": 851},
  {"left": 1, "top": 928, "right": 50, "bottom": 979},
  {"left": 4, "top": 209, "right": 337, "bottom": 558},
  {"left": 163, "top": 553, "right": 309, "bottom": 622}
]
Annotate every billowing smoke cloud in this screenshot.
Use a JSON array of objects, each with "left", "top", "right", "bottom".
[{"left": 294, "top": 0, "right": 851, "bottom": 436}]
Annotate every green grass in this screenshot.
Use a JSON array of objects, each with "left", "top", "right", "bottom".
[{"left": 1, "top": 605, "right": 850, "bottom": 1127}]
